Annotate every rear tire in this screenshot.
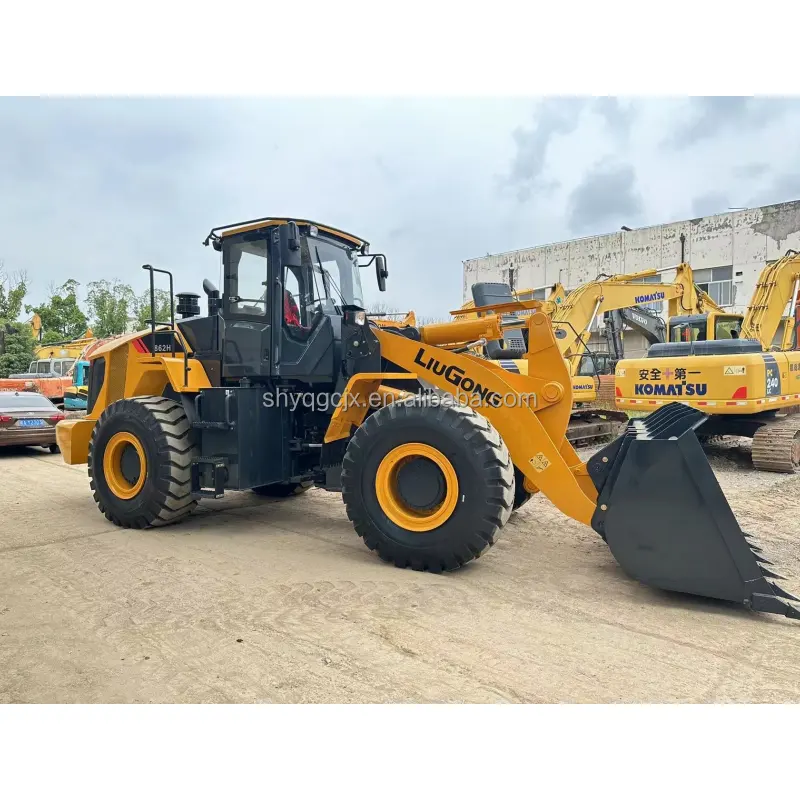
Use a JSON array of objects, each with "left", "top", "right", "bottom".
[
  {"left": 48, "top": 444, "right": 60, "bottom": 454},
  {"left": 252, "top": 480, "right": 313, "bottom": 498},
  {"left": 88, "top": 396, "right": 198, "bottom": 528},
  {"left": 341, "top": 400, "right": 514, "bottom": 572}
]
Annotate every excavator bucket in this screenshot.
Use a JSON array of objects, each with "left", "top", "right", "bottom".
[{"left": 587, "top": 402, "right": 800, "bottom": 619}]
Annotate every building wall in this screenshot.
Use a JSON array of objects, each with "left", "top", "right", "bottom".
[{"left": 463, "top": 200, "right": 800, "bottom": 357}]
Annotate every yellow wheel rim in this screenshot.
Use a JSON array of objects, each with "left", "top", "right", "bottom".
[
  {"left": 375, "top": 443, "right": 459, "bottom": 532},
  {"left": 103, "top": 431, "right": 147, "bottom": 500}
]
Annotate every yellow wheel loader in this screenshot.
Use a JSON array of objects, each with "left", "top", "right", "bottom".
[
  {"left": 56, "top": 218, "right": 799, "bottom": 621},
  {"left": 615, "top": 250, "right": 800, "bottom": 472}
]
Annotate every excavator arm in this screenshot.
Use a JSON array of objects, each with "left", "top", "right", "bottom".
[
  {"left": 604, "top": 305, "right": 667, "bottom": 362},
  {"left": 740, "top": 250, "right": 800, "bottom": 349},
  {"left": 552, "top": 265, "right": 713, "bottom": 363},
  {"left": 552, "top": 264, "right": 722, "bottom": 373}
]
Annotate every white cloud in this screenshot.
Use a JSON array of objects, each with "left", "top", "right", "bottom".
[{"left": 2, "top": 97, "right": 800, "bottom": 318}]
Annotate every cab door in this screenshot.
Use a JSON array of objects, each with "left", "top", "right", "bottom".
[{"left": 221, "top": 231, "right": 275, "bottom": 379}]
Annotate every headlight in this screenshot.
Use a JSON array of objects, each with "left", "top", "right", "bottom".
[{"left": 343, "top": 309, "right": 366, "bottom": 325}]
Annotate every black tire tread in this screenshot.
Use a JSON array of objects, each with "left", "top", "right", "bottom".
[
  {"left": 88, "top": 396, "right": 198, "bottom": 528},
  {"left": 341, "top": 401, "right": 514, "bottom": 572}
]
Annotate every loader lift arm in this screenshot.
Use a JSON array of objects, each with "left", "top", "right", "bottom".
[{"left": 366, "top": 306, "right": 800, "bottom": 620}]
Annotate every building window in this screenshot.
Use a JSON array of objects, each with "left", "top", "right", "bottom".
[
  {"left": 504, "top": 266, "right": 516, "bottom": 292},
  {"left": 693, "top": 266, "right": 733, "bottom": 307}
]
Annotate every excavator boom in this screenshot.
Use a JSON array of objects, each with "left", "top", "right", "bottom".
[
  {"left": 551, "top": 263, "right": 719, "bottom": 367},
  {"left": 741, "top": 250, "right": 800, "bottom": 348}
]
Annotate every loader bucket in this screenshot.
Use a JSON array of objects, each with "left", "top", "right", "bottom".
[{"left": 587, "top": 402, "right": 800, "bottom": 620}]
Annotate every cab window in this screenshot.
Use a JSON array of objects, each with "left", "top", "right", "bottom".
[
  {"left": 226, "top": 237, "right": 269, "bottom": 316},
  {"left": 714, "top": 317, "right": 742, "bottom": 340},
  {"left": 670, "top": 320, "right": 707, "bottom": 342}
]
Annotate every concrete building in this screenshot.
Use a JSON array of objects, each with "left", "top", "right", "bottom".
[{"left": 463, "top": 200, "right": 800, "bottom": 358}]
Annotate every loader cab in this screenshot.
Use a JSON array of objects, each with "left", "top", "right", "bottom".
[
  {"left": 668, "top": 312, "right": 744, "bottom": 343},
  {"left": 180, "top": 218, "right": 388, "bottom": 387}
]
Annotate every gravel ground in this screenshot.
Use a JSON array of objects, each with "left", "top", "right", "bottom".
[{"left": 1, "top": 436, "right": 799, "bottom": 704}]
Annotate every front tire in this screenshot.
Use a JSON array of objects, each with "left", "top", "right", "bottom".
[
  {"left": 341, "top": 400, "right": 514, "bottom": 572},
  {"left": 88, "top": 396, "right": 198, "bottom": 528}
]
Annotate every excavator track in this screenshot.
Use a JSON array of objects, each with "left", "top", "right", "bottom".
[
  {"left": 567, "top": 408, "right": 628, "bottom": 446},
  {"left": 751, "top": 419, "right": 800, "bottom": 473}
]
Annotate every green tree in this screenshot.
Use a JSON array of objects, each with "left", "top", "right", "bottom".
[
  {"left": 0, "top": 323, "right": 36, "bottom": 378},
  {"left": 134, "top": 288, "right": 174, "bottom": 330},
  {"left": 0, "top": 266, "right": 28, "bottom": 322},
  {"left": 86, "top": 279, "right": 136, "bottom": 338},
  {"left": 0, "top": 268, "right": 36, "bottom": 377},
  {"left": 26, "top": 279, "right": 89, "bottom": 343}
]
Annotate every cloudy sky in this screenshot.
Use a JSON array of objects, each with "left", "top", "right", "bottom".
[{"left": 2, "top": 97, "right": 800, "bottom": 319}]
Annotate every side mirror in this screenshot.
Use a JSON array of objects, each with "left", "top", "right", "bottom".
[
  {"left": 375, "top": 254, "right": 388, "bottom": 292},
  {"left": 279, "top": 222, "right": 302, "bottom": 268}
]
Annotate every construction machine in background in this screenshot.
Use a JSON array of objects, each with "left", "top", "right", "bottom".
[
  {"left": 466, "top": 265, "right": 723, "bottom": 445},
  {"left": 34, "top": 329, "right": 96, "bottom": 361},
  {"left": 615, "top": 250, "right": 800, "bottom": 472},
  {"left": 63, "top": 360, "right": 91, "bottom": 411},
  {"left": 0, "top": 336, "right": 111, "bottom": 409},
  {"left": 570, "top": 304, "right": 667, "bottom": 380},
  {"left": 54, "top": 217, "right": 799, "bottom": 621},
  {"left": 603, "top": 304, "right": 667, "bottom": 368}
]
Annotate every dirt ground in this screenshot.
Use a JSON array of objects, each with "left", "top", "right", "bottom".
[{"left": 1, "top": 438, "right": 799, "bottom": 704}]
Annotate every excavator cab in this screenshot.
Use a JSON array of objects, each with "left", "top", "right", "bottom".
[{"left": 668, "top": 311, "right": 744, "bottom": 343}]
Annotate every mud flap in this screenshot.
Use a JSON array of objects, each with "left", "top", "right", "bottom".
[{"left": 587, "top": 402, "right": 800, "bottom": 620}]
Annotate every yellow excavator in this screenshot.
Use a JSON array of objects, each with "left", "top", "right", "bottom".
[
  {"left": 55, "top": 217, "right": 799, "bottom": 621},
  {"left": 615, "top": 250, "right": 800, "bottom": 472}
]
